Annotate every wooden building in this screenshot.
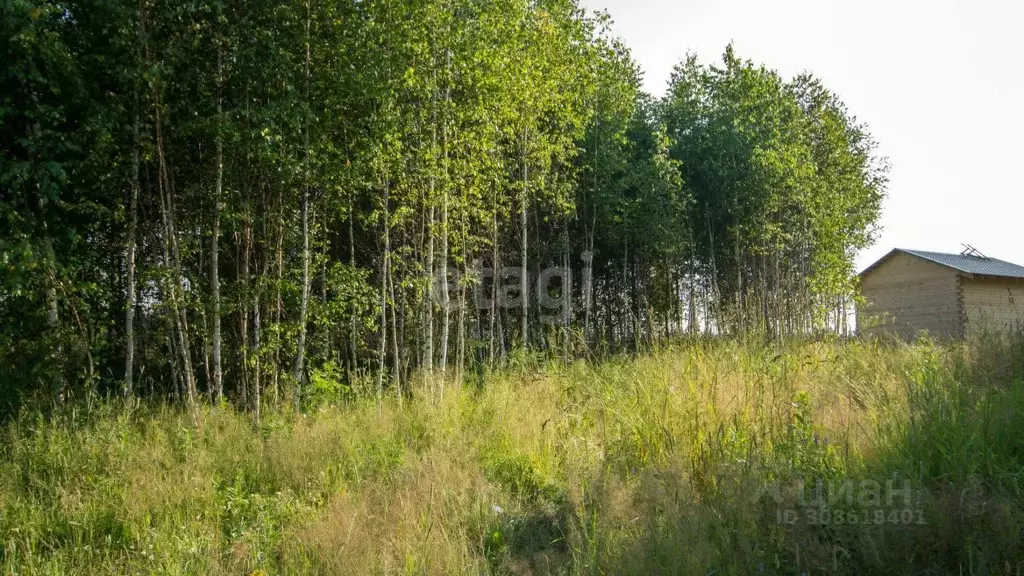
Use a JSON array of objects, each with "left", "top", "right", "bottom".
[{"left": 857, "top": 248, "right": 1024, "bottom": 339}]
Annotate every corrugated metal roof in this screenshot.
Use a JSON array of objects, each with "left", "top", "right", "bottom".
[{"left": 891, "top": 249, "right": 1024, "bottom": 279}]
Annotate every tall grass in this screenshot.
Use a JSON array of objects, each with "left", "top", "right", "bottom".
[{"left": 1, "top": 336, "right": 1023, "bottom": 575}]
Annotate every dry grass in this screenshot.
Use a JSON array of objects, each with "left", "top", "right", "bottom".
[{"left": 1, "top": 337, "right": 1023, "bottom": 574}]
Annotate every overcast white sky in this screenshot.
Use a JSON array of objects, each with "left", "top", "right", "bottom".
[{"left": 578, "top": 0, "right": 1024, "bottom": 271}]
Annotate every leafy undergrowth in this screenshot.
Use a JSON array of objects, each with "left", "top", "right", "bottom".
[{"left": 2, "top": 337, "right": 1023, "bottom": 575}]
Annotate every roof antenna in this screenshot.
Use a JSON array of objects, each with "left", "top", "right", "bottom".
[{"left": 961, "top": 244, "right": 989, "bottom": 259}]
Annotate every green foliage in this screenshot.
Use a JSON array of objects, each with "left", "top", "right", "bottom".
[
  {"left": 663, "top": 46, "right": 886, "bottom": 335},
  {"left": 0, "top": 0, "right": 886, "bottom": 415},
  {"left": 305, "top": 360, "right": 351, "bottom": 408}
]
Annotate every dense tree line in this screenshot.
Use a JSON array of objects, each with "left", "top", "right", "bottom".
[{"left": 0, "top": 0, "right": 885, "bottom": 414}]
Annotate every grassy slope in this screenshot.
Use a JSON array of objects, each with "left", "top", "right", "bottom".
[{"left": 1, "top": 337, "right": 1023, "bottom": 575}]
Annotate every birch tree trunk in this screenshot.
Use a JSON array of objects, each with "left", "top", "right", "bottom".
[
  {"left": 124, "top": 89, "right": 140, "bottom": 398},
  {"left": 489, "top": 210, "right": 499, "bottom": 364},
  {"left": 376, "top": 177, "right": 390, "bottom": 417},
  {"left": 348, "top": 188, "right": 358, "bottom": 372},
  {"left": 425, "top": 201, "right": 435, "bottom": 372},
  {"left": 439, "top": 132, "right": 450, "bottom": 373},
  {"left": 292, "top": 0, "right": 312, "bottom": 396},
  {"left": 267, "top": 186, "right": 281, "bottom": 404},
  {"left": 424, "top": 105, "right": 437, "bottom": 374},
  {"left": 211, "top": 47, "right": 223, "bottom": 402},
  {"left": 520, "top": 130, "right": 529, "bottom": 348},
  {"left": 150, "top": 72, "right": 197, "bottom": 416},
  {"left": 240, "top": 212, "right": 251, "bottom": 407},
  {"left": 389, "top": 257, "right": 401, "bottom": 400}
]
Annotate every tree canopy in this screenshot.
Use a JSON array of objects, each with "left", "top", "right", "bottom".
[{"left": 0, "top": 1, "right": 886, "bottom": 415}]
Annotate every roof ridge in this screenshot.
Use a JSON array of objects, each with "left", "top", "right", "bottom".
[
  {"left": 894, "top": 248, "right": 1024, "bottom": 278},
  {"left": 902, "top": 248, "right": 998, "bottom": 261},
  {"left": 860, "top": 248, "right": 1024, "bottom": 279}
]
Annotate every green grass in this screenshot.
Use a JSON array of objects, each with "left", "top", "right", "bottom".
[{"left": 2, "top": 336, "right": 1024, "bottom": 575}]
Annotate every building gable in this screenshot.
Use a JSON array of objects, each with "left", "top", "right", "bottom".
[{"left": 858, "top": 250, "right": 961, "bottom": 338}]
